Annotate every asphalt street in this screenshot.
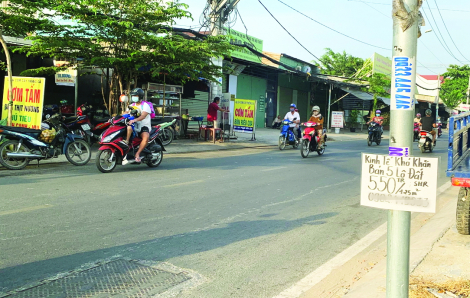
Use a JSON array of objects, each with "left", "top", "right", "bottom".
[{"left": 0, "top": 135, "right": 450, "bottom": 297}]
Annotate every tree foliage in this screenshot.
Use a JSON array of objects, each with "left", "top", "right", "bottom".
[
  {"left": 5, "top": 0, "right": 234, "bottom": 114},
  {"left": 441, "top": 64, "right": 470, "bottom": 109},
  {"left": 316, "top": 48, "right": 365, "bottom": 77}
]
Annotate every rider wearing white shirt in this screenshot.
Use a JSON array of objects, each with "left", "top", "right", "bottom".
[{"left": 284, "top": 103, "right": 301, "bottom": 139}]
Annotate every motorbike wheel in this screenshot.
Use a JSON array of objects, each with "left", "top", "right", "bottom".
[
  {"left": 300, "top": 139, "right": 309, "bottom": 158},
  {"left": 159, "top": 127, "right": 173, "bottom": 146},
  {"left": 367, "top": 136, "right": 372, "bottom": 146},
  {"left": 376, "top": 138, "right": 381, "bottom": 145},
  {"left": 293, "top": 138, "right": 299, "bottom": 149},
  {"left": 96, "top": 149, "right": 117, "bottom": 173},
  {"left": 279, "top": 136, "right": 286, "bottom": 150},
  {"left": 65, "top": 139, "right": 91, "bottom": 166},
  {"left": 147, "top": 151, "right": 163, "bottom": 168},
  {"left": 420, "top": 145, "right": 426, "bottom": 153},
  {"left": 0, "top": 140, "right": 30, "bottom": 170}
]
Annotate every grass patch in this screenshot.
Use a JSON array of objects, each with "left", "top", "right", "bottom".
[{"left": 410, "top": 277, "right": 470, "bottom": 297}]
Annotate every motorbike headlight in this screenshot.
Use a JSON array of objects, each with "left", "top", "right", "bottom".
[{"left": 102, "top": 131, "right": 120, "bottom": 143}]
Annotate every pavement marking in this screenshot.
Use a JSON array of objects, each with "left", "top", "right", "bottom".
[
  {"left": 0, "top": 204, "right": 53, "bottom": 216},
  {"left": 273, "top": 180, "right": 452, "bottom": 298},
  {"left": 162, "top": 180, "right": 205, "bottom": 188},
  {"left": 261, "top": 166, "right": 287, "bottom": 172}
]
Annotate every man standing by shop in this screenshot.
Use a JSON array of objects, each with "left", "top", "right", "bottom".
[
  {"left": 207, "top": 97, "right": 228, "bottom": 129},
  {"left": 284, "top": 103, "right": 301, "bottom": 140}
]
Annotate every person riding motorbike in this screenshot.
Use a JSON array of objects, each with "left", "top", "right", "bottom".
[
  {"left": 420, "top": 109, "right": 437, "bottom": 145},
  {"left": 308, "top": 105, "right": 324, "bottom": 147},
  {"left": 123, "top": 88, "right": 152, "bottom": 162},
  {"left": 284, "top": 103, "right": 301, "bottom": 140},
  {"left": 414, "top": 113, "right": 421, "bottom": 124},
  {"left": 367, "top": 110, "right": 384, "bottom": 135}
]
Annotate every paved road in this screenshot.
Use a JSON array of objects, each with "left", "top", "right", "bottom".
[{"left": 0, "top": 135, "right": 450, "bottom": 297}]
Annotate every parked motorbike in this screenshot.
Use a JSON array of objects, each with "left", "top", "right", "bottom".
[
  {"left": 151, "top": 117, "right": 177, "bottom": 146},
  {"left": 0, "top": 114, "right": 91, "bottom": 170},
  {"left": 300, "top": 121, "right": 326, "bottom": 158},
  {"left": 42, "top": 104, "right": 59, "bottom": 120},
  {"left": 418, "top": 130, "right": 435, "bottom": 153},
  {"left": 95, "top": 114, "right": 173, "bottom": 173},
  {"left": 72, "top": 103, "right": 111, "bottom": 144},
  {"left": 413, "top": 122, "right": 420, "bottom": 142},
  {"left": 60, "top": 100, "right": 75, "bottom": 116},
  {"left": 279, "top": 118, "right": 299, "bottom": 150},
  {"left": 367, "top": 122, "right": 382, "bottom": 146}
]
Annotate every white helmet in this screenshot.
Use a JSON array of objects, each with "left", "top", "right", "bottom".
[{"left": 312, "top": 106, "right": 320, "bottom": 112}]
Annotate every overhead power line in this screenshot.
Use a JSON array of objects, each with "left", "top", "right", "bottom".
[
  {"left": 432, "top": 0, "right": 470, "bottom": 62},
  {"left": 277, "top": 0, "right": 389, "bottom": 51},
  {"left": 423, "top": 1, "right": 464, "bottom": 64},
  {"left": 257, "top": 0, "right": 323, "bottom": 62},
  {"left": 347, "top": 0, "right": 470, "bottom": 13}
]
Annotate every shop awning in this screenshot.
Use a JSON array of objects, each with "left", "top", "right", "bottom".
[{"left": 341, "top": 88, "right": 391, "bottom": 105}]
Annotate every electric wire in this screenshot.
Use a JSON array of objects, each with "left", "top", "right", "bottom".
[
  {"left": 236, "top": 9, "right": 263, "bottom": 63},
  {"left": 423, "top": 1, "right": 464, "bottom": 64},
  {"left": 432, "top": 0, "right": 470, "bottom": 62},
  {"left": 351, "top": 0, "right": 390, "bottom": 19},
  {"left": 257, "top": 0, "right": 322, "bottom": 62},
  {"left": 419, "top": 39, "right": 445, "bottom": 65},
  {"left": 277, "top": 0, "right": 389, "bottom": 51}
]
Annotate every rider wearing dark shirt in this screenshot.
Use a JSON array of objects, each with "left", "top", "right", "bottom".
[{"left": 419, "top": 109, "right": 436, "bottom": 143}]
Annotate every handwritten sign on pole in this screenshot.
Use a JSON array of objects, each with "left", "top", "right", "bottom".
[{"left": 360, "top": 153, "right": 438, "bottom": 213}]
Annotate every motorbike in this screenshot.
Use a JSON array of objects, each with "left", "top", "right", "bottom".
[
  {"left": 300, "top": 121, "right": 326, "bottom": 158},
  {"left": 43, "top": 104, "right": 59, "bottom": 120},
  {"left": 418, "top": 130, "right": 435, "bottom": 153},
  {"left": 71, "top": 103, "right": 111, "bottom": 144},
  {"left": 0, "top": 114, "right": 91, "bottom": 170},
  {"left": 151, "top": 117, "right": 177, "bottom": 146},
  {"left": 279, "top": 118, "right": 299, "bottom": 150},
  {"left": 95, "top": 114, "right": 173, "bottom": 173},
  {"left": 367, "top": 122, "right": 382, "bottom": 146},
  {"left": 60, "top": 100, "right": 75, "bottom": 116},
  {"left": 413, "top": 122, "right": 420, "bottom": 142},
  {"left": 437, "top": 122, "right": 442, "bottom": 137}
]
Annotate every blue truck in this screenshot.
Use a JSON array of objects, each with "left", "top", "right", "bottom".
[{"left": 446, "top": 112, "right": 470, "bottom": 235}]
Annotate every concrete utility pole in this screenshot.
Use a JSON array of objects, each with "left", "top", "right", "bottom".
[
  {"left": 387, "top": 0, "right": 420, "bottom": 297},
  {"left": 209, "top": 0, "right": 240, "bottom": 103}
]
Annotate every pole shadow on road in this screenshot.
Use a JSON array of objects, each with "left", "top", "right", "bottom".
[{"left": 0, "top": 212, "right": 338, "bottom": 292}]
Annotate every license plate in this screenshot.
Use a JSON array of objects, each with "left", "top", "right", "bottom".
[{"left": 81, "top": 124, "right": 91, "bottom": 130}]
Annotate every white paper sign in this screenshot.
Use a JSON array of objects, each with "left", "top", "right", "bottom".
[
  {"left": 361, "top": 153, "right": 438, "bottom": 213},
  {"left": 390, "top": 56, "right": 416, "bottom": 110},
  {"left": 331, "top": 111, "right": 344, "bottom": 128}
]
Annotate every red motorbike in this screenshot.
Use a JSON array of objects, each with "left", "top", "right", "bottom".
[
  {"left": 66, "top": 103, "right": 111, "bottom": 144},
  {"left": 300, "top": 121, "right": 326, "bottom": 158},
  {"left": 413, "top": 122, "right": 420, "bottom": 142},
  {"left": 96, "top": 114, "right": 173, "bottom": 173}
]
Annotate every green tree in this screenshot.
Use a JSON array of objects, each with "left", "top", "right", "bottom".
[
  {"left": 441, "top": 89, "right": 464, "bottom": 110},
  {"left": 441, "top": 64, "right": 470, "bottom": 109},
  {"left": 10, "top": 0, "right": 234, "bottom": 114},
  {"left": 315, "top": 48, "right": 365, "bottom": 77}
]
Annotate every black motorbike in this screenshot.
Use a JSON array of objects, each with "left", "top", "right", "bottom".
[
  {"left": 151, "top": 117, "right": 178, "bottom": 146},
  {"left": 367, "top": 122, "right": 382, "bottom": 146},
  {"left": 0, "top": 114, "right": 91, "bottom": 170}
]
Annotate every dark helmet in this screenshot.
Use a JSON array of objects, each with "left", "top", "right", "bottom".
[
  {"left": 425, "top": 109, "right": 432, "bottom": 115},
  {"left": 130, "top": 88, "right": 145, "bottom": 101}
]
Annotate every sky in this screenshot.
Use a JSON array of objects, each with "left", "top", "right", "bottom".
[{"left": 175, "top": 0, "right": 470, "bottom": 75}]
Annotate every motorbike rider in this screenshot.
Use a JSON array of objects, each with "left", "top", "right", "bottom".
[
  {"left": 123, "top": 88, "right": 152, "bottom": 162},
  {"left": 308, "top": 105, "right": 324, "bottom": 147},
  {"left": 419, "top": 109, "right": 437, "bottom": 145},
  {"left": 414, "top": 113, "right": 421, "bottom": 124},
  {"left": 284, "top": 104, "right": 301, "bottom": 140},
  {"left": 367, "top": 110, "right": 384, "bottom": 135}
]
